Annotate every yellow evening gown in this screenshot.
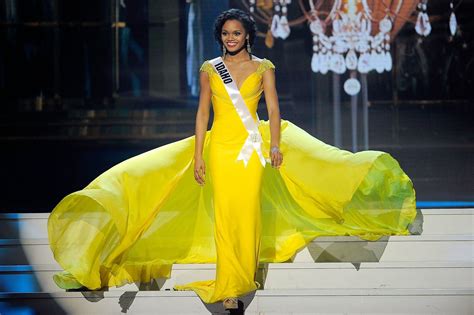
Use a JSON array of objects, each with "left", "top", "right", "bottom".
[{"left": 47, "top": 58, "right": 417, "bottom": 304}]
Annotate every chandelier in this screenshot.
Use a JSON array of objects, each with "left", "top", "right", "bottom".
[
  {"left": 244, "top": 0, "right": 460, "bottom": 76},
  {"left": 243, "top": 0, "right": 460, "bottom": 151},
  {"left": 309, "top": 0, "right": 393, "bottom": 75}
]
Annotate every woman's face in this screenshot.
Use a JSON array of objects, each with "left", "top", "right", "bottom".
[{"left": 221, "top": 19, "right": 247, "bottom": 53}]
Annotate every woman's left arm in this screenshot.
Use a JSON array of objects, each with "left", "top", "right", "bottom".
[{"left": 262, "top": 67, "right": 283, "bottom": 168}]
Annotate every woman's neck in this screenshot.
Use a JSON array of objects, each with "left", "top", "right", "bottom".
[{"left": 224, "top": 48, "right": 250, "bottom": 62}]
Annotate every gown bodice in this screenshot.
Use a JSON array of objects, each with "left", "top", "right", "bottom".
[{"left": 200, "top": 58, "right": 275, "bottom": 144}]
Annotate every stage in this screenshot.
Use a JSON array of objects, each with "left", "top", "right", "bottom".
[{"left": 0, "top": 208, "right": 473, "bottom": 314}]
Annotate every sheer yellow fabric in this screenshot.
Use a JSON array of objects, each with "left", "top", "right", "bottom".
[{"left": 48, "top": 57, "right": 417, "bottom": 304}]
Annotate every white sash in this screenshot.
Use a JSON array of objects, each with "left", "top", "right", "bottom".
[{"left": 209, "top": 56, "right": 266, "bottom": 167}]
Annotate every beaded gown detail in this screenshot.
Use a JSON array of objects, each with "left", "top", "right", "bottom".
[{"left": 48, "top": 58, "right": 417, "bottom": 304}]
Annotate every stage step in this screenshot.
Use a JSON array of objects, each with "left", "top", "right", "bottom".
[
  {"left": 1, "top": 289, "right": 472, "bottom": 314},
  {"left": 0, "top": 234, "right": 472, "bottom": 266},
  {"left": 1, "top": 208, "right": 473, "bottom": 239},
  {"left": 1, "top": 261, "right": 472, "bottom": 293}
]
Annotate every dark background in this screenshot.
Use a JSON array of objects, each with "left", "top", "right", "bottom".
[{"left": 0, "top": 0, "right": 473, "bottom": 212}]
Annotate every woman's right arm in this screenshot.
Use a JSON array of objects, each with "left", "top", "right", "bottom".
[{"left": 193, "top": 70, "right": 212, "bottom": 185}]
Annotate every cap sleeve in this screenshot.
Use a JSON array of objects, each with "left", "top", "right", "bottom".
[
  {"left": 199, "top": 60, "right": 214, "bottom": 76},
  {"left": 257, "top": 58, "right": 275, "bottom": 75}
]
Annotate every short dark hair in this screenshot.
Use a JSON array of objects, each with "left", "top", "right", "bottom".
[{"left": 213, "top": 9, "right": 257, "bottom": 50}]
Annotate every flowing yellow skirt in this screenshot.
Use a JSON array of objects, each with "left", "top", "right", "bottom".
[{"left": 48, "top": 119, "right": 417, "bottom": 304}]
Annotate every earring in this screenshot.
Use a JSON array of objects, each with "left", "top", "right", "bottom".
[
  {"left": 222, "top": 45, "right": 226, "bottom": 57},
  {"left": 247, "top": 38, "right": 251, "bottom": 54}
]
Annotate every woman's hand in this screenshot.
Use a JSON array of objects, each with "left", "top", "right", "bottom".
[
  {"left": 194, "top": 156, "right": 206, "bottom": 185},
  {"left": 270, "top": 146, "right": 283, "bottom": 169}
]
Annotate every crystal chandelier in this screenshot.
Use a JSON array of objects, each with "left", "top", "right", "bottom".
[
  {"left": 448, "top": 1, "right": 458, "bottom": 36},
  {"left": 414, "top": 0, "right": 431, "bottom": 36},
  {"left": 309, "top": 0, "right": 393, "bottom": 75},
  {"left": 414, "top": 0, "right": 458, "bottom": 38},
  {"left": 244, "top": 0, "right": 461, "bottom": 73},
  {"left": 270, "top": 0, "right": 292, "bottom": 40}
]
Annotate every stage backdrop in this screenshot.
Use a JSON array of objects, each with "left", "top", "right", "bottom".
[{"left": 0, "top": 0, "right": 473, "bottom": 212}]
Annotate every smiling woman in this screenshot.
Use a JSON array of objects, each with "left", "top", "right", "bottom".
[
  {"left": 214, "top": 8, "right": 257, "bottom": 57},
  {"left": 48, "top": 7, "right": 417, "bottom": 312}
]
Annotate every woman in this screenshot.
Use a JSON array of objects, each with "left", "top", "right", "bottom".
[
  {"left": 173, "top": 9, "right": 283, "bottom": 309},
  {"left": 48, "top": 8, "right": 417, "bottom": 311}
]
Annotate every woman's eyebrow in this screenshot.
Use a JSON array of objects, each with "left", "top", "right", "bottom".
[{"left": 222, "top": 28, "right": 242, "bottom": 32}]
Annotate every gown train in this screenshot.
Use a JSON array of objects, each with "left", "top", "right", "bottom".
[{"left": 48, "top": 58, "right": 417, "bottom": 304}]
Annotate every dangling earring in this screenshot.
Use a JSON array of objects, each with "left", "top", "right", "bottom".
[
  {"left": 246, "top": 38, "right": 251, "bottom": 54},
  {"left": 222, "top": 45, "right": 226, "bottom": 58}
]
